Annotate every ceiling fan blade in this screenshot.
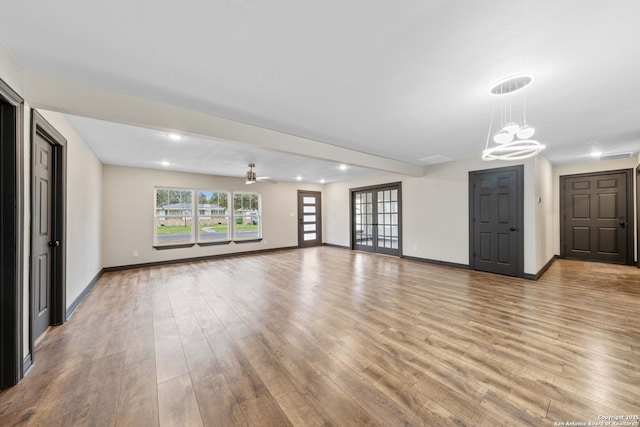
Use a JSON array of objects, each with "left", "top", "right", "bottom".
[{"left": 256, "top": 176, "right": 277, "bottom": 184}]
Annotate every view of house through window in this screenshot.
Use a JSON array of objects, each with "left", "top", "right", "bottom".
[
  {"left": 155, "top": 188, "right": 194, "bottom": 245},
  {"left": 233, "top": 192, "right": 261, "bottom": 241},
  {"left": 197, "top": 190, "right": 230, "bottom": 243},
  {"left": 155, "top": 188, "right": 261, "bottom": 246}
]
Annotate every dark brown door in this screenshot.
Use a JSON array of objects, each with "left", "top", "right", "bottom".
[
  {"left": 32, "top": 134, "right": 54, "bottom": 340},
  {"left": 298, "top": 191, "right": 322, "bottom": 247},
  {"left": 469, "top": 166, "right": 523, "bottom": 277},
  {"left": 351, "top": 183, "right": 401, "bottom": 257},
  {"left": 561, "top": 170, "right": 632, "bottom": 264}
]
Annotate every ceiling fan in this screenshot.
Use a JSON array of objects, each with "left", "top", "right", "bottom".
[{"left": 245, "top": 163, "right": 274, "bottom": 184}]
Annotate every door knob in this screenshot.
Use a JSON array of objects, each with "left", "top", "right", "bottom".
[
  {"left": 510, "top": 226, "right": 519, "bottom": 231},
  {"left": 618, "top": 216, "right": 626, "bottom": 227},
  {"left": 48, "top": 240, "right": 60, "bottom": 247}
]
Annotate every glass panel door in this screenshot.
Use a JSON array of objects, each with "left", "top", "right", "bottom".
[
  {"left": 352, "top": 184, "right": 401, "bottom": 256},
  {"left": 298, "top": 191, "right": 322, "bottom": 247}
]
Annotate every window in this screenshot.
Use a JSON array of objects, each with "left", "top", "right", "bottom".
[
  {"left": 155, "top": 188, "right": 194, "bottom": 246},
  {"left": 154, "top": 188, "right": 261, "bottom": 248},
  {"left": 233, "top": 192, "right": 261, "bottom": 241},
  {"left": 197, "top": 190, "right": 230, "bottom": 243}
]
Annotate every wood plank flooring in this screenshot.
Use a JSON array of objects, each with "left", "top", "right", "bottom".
[{"left": 1, "top": 247, "right": 639, "bottom": 426}]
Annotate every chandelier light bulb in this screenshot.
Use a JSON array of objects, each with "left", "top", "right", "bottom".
[
  {"left": 493, "top": 129, "right": 514, "bottom": 144},
  {"left": 516, "top": 125, "right": 535, "bottom": 139},
  {"left": 502, "top": 122, "right": 520, "bottom": 134}
]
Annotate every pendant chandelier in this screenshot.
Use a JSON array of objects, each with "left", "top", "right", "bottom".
[{"left": 482, "top": 74, "right": 544, "bottom": 161}]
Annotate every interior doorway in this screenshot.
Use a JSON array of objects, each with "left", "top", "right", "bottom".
[
  {"left": 0, "top": 78, "right": 24, "bottom": 389},
  {"left": 30, "top": 110, "right": 66, "bottom": 358},
  {"left": 297, "top": 190, "right": 322, "bottom": 247},
  {"left": 469, "top": 165, "right": 524, "bottom": 277},
  {"left": 350, "top": 183, "right": 402, "bottom": 256},
  {"left": 560, "top": 169, "right": 633, "bottom": 265}
]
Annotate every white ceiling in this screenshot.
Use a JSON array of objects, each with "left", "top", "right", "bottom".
[{"left": 1, "top": 1, "right": 639, "bottom": 179}]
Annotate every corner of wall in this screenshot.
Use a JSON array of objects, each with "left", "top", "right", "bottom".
[{"left": 0, "top": 40, "right": 25, "bottom": 94}]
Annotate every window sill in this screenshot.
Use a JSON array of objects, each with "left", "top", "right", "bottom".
[
  {"left": 153, "top": 243, "right": 195, "bottom": 250},
  {"left": 233, "top": 238, "right": 263, "bottom": 244},
  {"left": 197, "top": 240, "right": 232, "bottom": 247}
]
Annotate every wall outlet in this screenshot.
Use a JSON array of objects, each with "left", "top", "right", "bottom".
[{"left": 133, "top": 250, "right": 139, "bottom": 257}]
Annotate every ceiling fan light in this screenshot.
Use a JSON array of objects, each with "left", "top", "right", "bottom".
[
  {"left": 493, "top": 129, "right": 514, "bottom": 144},
  {"left": 516, "top": 125, "right": 535, "bottom": 139},
  {"left": 502, "top": 122, "right": 520, "bottom": 134}
]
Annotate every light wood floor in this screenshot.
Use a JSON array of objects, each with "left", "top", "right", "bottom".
[{"left": 1, "top": 247, "right": 639, "bottom": 426}]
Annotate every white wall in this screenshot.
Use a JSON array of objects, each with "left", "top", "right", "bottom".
[
  {"left": 534, "top": 155, "right": 555, "bottom": 271},
  {"left": 552, "top": 157, "right": 637, "bottom": 255},
  {"left": 324, "top": 157, "right": 550, "bottom": 276},
  {"left": 38, "top": 110, "right": 103, "bottom": 308},
  {"left": 0, "top": 40, "right": 24, "bottom": 93},
  {"left": 102, "top": 165, "right": 322, "bottom": 268}
]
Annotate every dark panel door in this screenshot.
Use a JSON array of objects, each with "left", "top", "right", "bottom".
[
  {"left": 470, "top": 167, "right": 523, "bottom": 277},
  {"left": 32, "top": 134, "right": 53, "bottom": 340},
  {"left": 298, "top": 191, "right": 322, "bottom": 247},
  {"left": 562, "top": 171, "right": 630, "bottom": 264},
  {"left": 352, "top": 184, "right": 401, "bottom": 256}
]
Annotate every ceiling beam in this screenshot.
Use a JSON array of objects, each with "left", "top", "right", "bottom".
[{"left": 25, "top": 71, "right": 424, "bottom": 177}]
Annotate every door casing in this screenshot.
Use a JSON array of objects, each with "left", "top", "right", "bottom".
[
  {"left": 29, "top": 110, "right": 66, "bottom": 363},
  {"left": 636, "top": 165, "right": 639, "bottom": 268},
  {"left": 0, "top": 78, "right": 24, "bottom": 389}
]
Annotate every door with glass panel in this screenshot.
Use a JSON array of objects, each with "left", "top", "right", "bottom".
[
  {"left": 298, "top": 191, "right": 322, "bottom": 247},
  {"left": 352, "top": 183, "right": 401, "bottom": 256}
]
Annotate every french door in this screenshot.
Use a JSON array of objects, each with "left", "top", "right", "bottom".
[{"left": 351, "top": 183, "right": 401, "bottom": 256}]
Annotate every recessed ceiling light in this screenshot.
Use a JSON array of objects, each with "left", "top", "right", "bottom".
[
  {"left": 296, "top": 176, "right": 303, "bottom": 181},
  {"left": 161, "top": 161, "right": 170, "bottom": 166},
  {"left": 168, "top": 133, "right": 182, "bottom": 141},
  {"left": 338, "top": 164, "right": 348, "bottom": 171},
  {"left": 320, "top": 179, "right": 326, "bottom": 184},
  {"left": 590, "top": 151, "right": 602, "bottom": 158}
]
